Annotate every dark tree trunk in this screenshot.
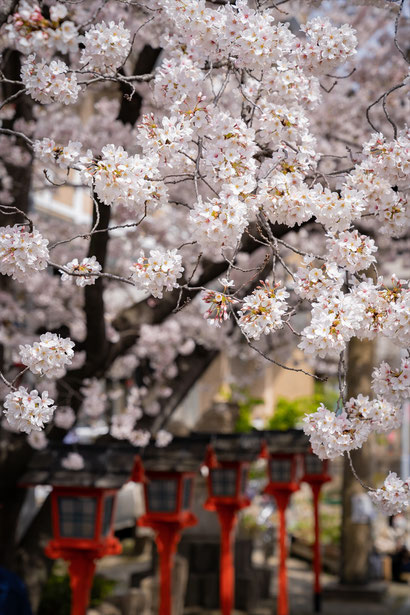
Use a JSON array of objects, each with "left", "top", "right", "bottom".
[{"left": 340, "top": 335, "right": 376, "bottom": 584}]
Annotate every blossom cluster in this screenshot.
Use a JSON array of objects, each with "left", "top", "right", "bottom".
[
  {"left": 362, "top": 131, "right": 410, "bottom": 186},
  {"left": 298, "top": 18, "right": 357, "bottom": 73},
  {"left": 129, "top": 249, "right": 184, "bottom": 298},
  {"left": 326, "top": 230, "right": 377, "bottom": 274},
  {"left": 372, "top": 359, "right": 410, "bottom": 406},
  {"left": 303, "top": 394, "right": 401, "bottom": 461},
  {"left": 21, "top": 55, "right": 80, "bottom": 105},
  {"left": 5, "top": 1, "right": 78, "bottom": 55},
  {"left": 238, "top": 281, "right": 289, "bottom": 340},
  {"left": 33, "top": 138, "right": 82, "bottom": 169},
  {"left": 62, "top": 452, "right": 85, "bottom": 471},
  {"left": 258, "top": 173, "right": 365, "bottom": 232},
  {"left": 293, "top": 258, "right": 343, "bottom": 301},
  {"left": 189, "top": 193, "right": 249, "bottom": 251},
  {"left": 19, "top": 332, "right": 74, "bottom": 378},
  {"left": 136, "top": 114, "right": 193, "bottom": 170},
  {"left": 303, "top": 403, "right": 370, "bottom": 460},
  {"left": 3, "top": 386, "right": 55, "bottom": 433},
  {"left": 80, "top": 379, "right": 106, "bottom": 418},
  {"left": 346, "top": 163, "right": 408, "bottom": 237},
  {"left": 80, "top": 145, "right": 168, "bottom": 213},
  {"left": 60, "top": 256, "right": 102, "bottom": 287},
  {"left": 353, "top": 277, "right": 410, "bottom": 347},
  {"left": 0, "top": 226, "right": 49, "bottom": 283},
  {"left": 81, "top": 21, "right": 131, "bottom": 73},
  {"left": 203, "top": 279, "right": 237, "bottom": 327},
  {"left": 368, "top": 473, "right": 410, "bottom": 515},
  {"left": 299, "top": 291, "right": 362, "bottom": 358},
  {"left": 54, "top": 406, "right": 76, "bottom": 430}
]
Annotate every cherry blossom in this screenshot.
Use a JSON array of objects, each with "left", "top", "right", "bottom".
[
  {"left": 0, "top": 226, "right": 49, "bottom": 283},
  {"left": 19, "top": 332, "right": 74, "bottom": 378},
  {"left": 54, "top": 406, "right": 76, "bottom": 430},
  {"left": 79, "top": 145, "right": 168, "bottom": 212},
  {"left": 61, "top": 452, "right": 85, "bottom": 471},
  {"left": 33, "top": 138, "right": 82, "bottom": 169},
  {"left": 293, "top": 258, "right": 343, "bottom": 301},
  {"left": 129, "top": 248, "right": 184, "bottom": 298},
  {"left": 368, "top": 473, "right": 410, "bottom": 515},
  {"left": 239, "top": 281, "right": 289, "bottom": 341},
  {"left": 189, "top": 192, "right": 249, "bottom": 251},
  {"left": 60, "top": 256, "right": 102, "bottom": 287},
  {"left": 155, "top": 429, "right": 173, "bottom": 447},
  {"left": 80, "top": 21, "right": 131, "bottom": 73},
  {"left": 129, "top": 429, "right": 150, "bottom": 447},
  {"left": 0, "top": 0, "right": 408, "bottom": 517},
  {"left": 303, "top": 403, "right": 371, "bottom": 460},
  {"left": 21, "top": 54, "right": 80, "bottom": 105},
  {"left": 299, "top": 292, "right": 363, "bottom": 358},
  {"left": 372, "top": 359, "right": 410, "bottom": 406},
  {"left": 3, "top": 387, "right": 55, "bottom": 434},
  {"left": 27, "top": 430, "right": 48, "bottom": 450},
  {"left": 80, "top": 379, "right": 106, "bottom": 418},
  {"left": 326, "top": 230, "right": 377, "bottom": 274},
  {"left": 5, "top": 1, "right": 79, "bottom": 55}
]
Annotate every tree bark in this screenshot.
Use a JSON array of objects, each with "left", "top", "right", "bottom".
[{"left": 340, "top": 335, "right": 375, "bottom": 584}]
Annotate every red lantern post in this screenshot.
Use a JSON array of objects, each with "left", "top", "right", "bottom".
[
  {"left": 302, "top": 453, "right": 331, "bottom": 613},
  {"left": 131, "top": 457, "right": 197, "bottom": 615},
  {"left": 204, "top": 447, "right": 251, "bottom": 615},
  {"left": 262, "top": 449, "right": 301, "bottom": 615},
  {"left": 45, "top": 486, "right": 121, "bottom": 615}
]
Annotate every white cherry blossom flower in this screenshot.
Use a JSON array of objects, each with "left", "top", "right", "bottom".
[
  {"left": 156, "top": 430, "right": 173, "bottom": 447},
  {"left": 0, "top": 226, "right": 49, "bottom": 282},
  {"left": 81, "top": 21, "right": 131, "bottom": 73},
  {"left": 369, "top": 473, "right": 410, "bottom": 515},
  {"left": 60, "top": 256, "right": 102, "bottom": 287},
  {"left": 3, "top": 386, "right": 55, "bottom": 434},
  {"left": 62, "top": 452, "right": 85, "bottom": 471},
  {"left": 19, "top": 332, "right": 74, "bottom": 378},
  {"left": 129, "top": 249, "right": 184, "bottom": 298}
]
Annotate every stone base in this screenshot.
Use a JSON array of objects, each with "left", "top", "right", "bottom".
[{"left": 323, "top": 581, "right": 388, "bottom": 603}]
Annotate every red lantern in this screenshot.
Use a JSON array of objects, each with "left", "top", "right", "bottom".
[
  {"left": 204, "top": 448, "right": 251, "bottom": 615},
  {"left": 45, "top": 486, "right": 121, "bottom": 615},
  {"left": 132, "top": 457, "right": 197, "bottom": 615},
  {"left": 302, "top": 452, "right": 331, "bottom": 613},
  {"left": 263, "top": 451, "right": 302, "bottom": 615}
]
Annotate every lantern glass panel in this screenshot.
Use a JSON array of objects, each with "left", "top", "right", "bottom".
[
  {"left": 240, "top": 466, "right": 248, "bottom": 495},
  {"left": 102, "top": 495, "right": 114, "bottom": 536},
  {"left": 147, "top": 478, "right": 178, "bottom": 512},
  {"left": 182, "top": 477, "right": 193, "bottom": 510},
  {"left": 210, "top": 468, "right": 237, "bottom": 497},
  {"left": 58, "top": 496, "right": 97, "bottom": 539},
  {"left": 269, "top": 458, "right": 292, "bottom": 483},
  {"left": 305, "top": 455, "right": 324, "bottom": 476}
]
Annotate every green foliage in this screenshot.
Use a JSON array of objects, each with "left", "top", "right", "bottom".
[
  {"left": 267, "top": 383, "right": 338, "bottom": 431},
  {"left": 290, "top": 506, "right": 341, "bottom": 546},
  {"left": 233, "top": 389, "right": 264, "bottom": 433},
  {"left": 38, "top": 571, "right": 116, "bottom": 615}
]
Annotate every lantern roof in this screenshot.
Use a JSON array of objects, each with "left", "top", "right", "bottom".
[
  {"left": 19, "top": 430, "right": 310, "bottom": 488},
  {"left": 19, "top": 442, "right": 138, "bottom": 489}
]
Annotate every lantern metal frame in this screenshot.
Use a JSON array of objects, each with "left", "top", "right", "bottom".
[
  {"left": 142, "top": 470, "right": 196, "bottom": 520},
  {"left": 265, "top": 452, "right": 302, "bottom": 492},
  {"left": 50, "top": 486, "right": 119, "bottom": 550},
  {"left": 45, "top": 486, "right": 121, "bottom": 615},
  {"left": 302, "top": 454, "right": 331, "bottom": 485},
  {"left": 206, "top": 460, "right": 250, "bottom": 508}
]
